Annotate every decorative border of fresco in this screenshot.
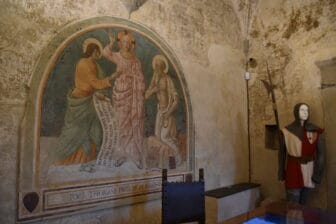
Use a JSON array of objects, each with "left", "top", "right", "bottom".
[{"left": 17, "top": 16, "right": 194, "bottom": 222}]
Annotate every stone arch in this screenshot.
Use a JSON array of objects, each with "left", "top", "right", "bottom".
[{"left": 18, "top": 16, "right": 194, "bottom": 221}]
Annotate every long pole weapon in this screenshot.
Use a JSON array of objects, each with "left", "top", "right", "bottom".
[{"left": 265, "top": 61, "right": 282, "bottom": 149}]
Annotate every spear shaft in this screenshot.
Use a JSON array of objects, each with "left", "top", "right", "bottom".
[{"left": 266, "top": 61, "right": 281, "bottom": 149}]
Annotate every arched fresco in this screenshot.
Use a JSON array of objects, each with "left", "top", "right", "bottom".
[{"left": 17, "top": 17, "right": 194, "bottom": 222}]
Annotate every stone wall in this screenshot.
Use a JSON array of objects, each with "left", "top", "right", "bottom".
[
  {"left": 248, "top": 0, "right": 336, "bottom": 208},
  {"left": 0, "top": 0, "right": 248, "bottom": 223}
]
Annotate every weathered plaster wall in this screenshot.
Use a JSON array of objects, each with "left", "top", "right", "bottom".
[
  {"left": 131, "top": 0, "right": 249, "bottom": 188},
  {"left": 0, "top": 0, "right": 248, "bottom": 223},
  {"left": 248, "top": 0, "right": 336, "bottom": 208}
]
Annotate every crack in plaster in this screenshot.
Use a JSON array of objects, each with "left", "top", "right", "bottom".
[{"left": 122, "top": 0, "right": 148, "bottom": 17}]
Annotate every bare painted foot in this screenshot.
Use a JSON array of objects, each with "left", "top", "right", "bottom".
[
  {"left": 114, "top": 157, "right": 126, "bottom": 167},
  {"left": 135, "top": 160, "right": 143, "bottom": 169}
]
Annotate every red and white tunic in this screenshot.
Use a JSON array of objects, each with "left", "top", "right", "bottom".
[{"left": 282, "top": 128, "right": 323, "bottom": 189}]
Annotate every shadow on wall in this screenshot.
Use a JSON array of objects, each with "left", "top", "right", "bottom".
[{"left": 97, "top": 199, "right": 161, "bottom": 223}]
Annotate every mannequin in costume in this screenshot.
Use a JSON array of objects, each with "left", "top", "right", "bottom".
[{"left": 279, "top": 103, "right": 325, "bottom": 204}]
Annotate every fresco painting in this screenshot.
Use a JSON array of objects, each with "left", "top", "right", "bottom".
[
  {"left": 41, "top": 27, "right": 188, "bottom": 183},
  {"left": 17, "top": 18, "right": 193, "bottom": 222}
]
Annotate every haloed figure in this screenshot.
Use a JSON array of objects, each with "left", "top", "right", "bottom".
[
  {"left": 145, "top": 55, "right": 182, "bottom": 165},
  {"left": 279, "top": 103, "right": 325, "bottom": 205},
  {"left": 102, "top": 30, "right": 145, "bottom": 169},
  {"left": 55, "top": 38, "right": 112, "bottom": 165}
]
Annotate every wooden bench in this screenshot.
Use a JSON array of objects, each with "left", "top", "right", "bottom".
[{"left": 205, "top": 183, "right": 260, "bottom": 223}]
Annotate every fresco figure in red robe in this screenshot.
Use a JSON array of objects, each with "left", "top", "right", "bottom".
[{"left": 102, "top": 30, "right": 145, "bottom": 169}]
